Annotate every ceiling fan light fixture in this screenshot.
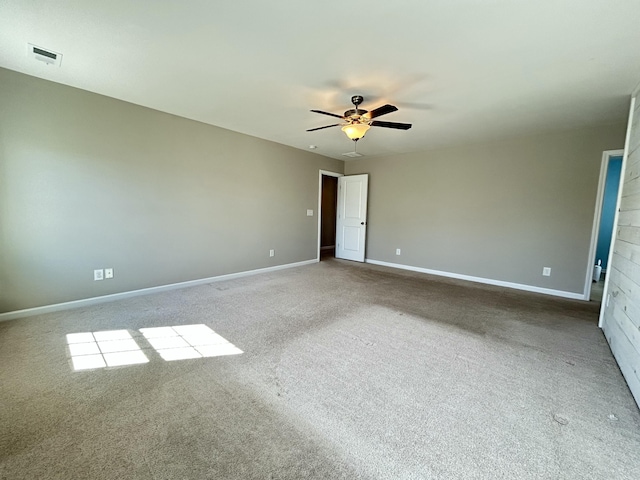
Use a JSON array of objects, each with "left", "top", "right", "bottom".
[{"left": 342, "top": 123, "right": 370, "bottom": 141}]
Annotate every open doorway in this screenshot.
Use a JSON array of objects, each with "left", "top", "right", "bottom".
[
  {"left": 585, "top": 150, "right": 624, "bottom": 302},
  {"left": 317, "top": 170, "right": 342, "bottom": 261},
  {"left": 321, "top": 175, "right": 338, "bottom": 259}
]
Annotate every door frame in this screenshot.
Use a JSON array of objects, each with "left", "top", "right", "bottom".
[
  {"left": 583, "top": 149, "right": 625, "bottom": 301},
  {"left": 317, "top": 170, "right": 343, "bottom": 261}
]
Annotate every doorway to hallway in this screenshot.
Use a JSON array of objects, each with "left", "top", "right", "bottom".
[
  {"left": 317, "top": 170, "right": 342, "bottom": 261},
  {"left": 320, "top": 174, "right": 338, "bottom": 259},
  {"left": 586, "top": 150, "right": 624, "bottom": 302}
]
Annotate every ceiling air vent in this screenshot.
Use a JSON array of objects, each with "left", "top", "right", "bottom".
[
  {"left": 341, "top": 151, "right": 363, "bottom": 158},
  {"left": 27, "top": 43, "right": 62, "bottom": 66}
]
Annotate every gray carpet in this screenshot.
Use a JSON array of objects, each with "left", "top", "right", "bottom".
[{"left": 1, "top": 258, "right": 639, "bottom": 479}]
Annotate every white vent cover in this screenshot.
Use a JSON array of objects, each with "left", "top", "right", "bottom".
[
  {"left": 341, "top": 151, "right": 363, "bottom": 158},
  {"left": 27, "top": 43, "right": 62, "bottom": 66}
]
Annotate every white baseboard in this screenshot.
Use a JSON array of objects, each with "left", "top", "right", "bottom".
[
  {"left": 0, "top": 259, "right": 318, "bottom": 322},
  {"left": 365, "top": 259, "right": 585, "bottom": 300}
]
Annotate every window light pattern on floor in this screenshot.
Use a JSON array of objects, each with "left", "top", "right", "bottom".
[
  {"left": 66, "top": 324, "right": 242, "bottom": 371},
  {"left": 66, "top": 330, "right": 149, "bottom": 370},
  {"left": 140, "top": 324, "right": 243, "bottom": 361}
]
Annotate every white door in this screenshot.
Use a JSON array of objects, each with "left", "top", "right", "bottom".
[{"left": 336, "top": 174, "right": 369, "bottom": 262}]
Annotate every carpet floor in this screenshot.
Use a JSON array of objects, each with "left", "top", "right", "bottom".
[{"left": 1, "top": 258, "right": 639, "bottom": 479}]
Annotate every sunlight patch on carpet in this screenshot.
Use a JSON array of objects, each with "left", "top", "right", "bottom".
[
  {"left": 140, "top": 324, "right": 243, "bottom": 361},
  {"left": 66, "top": 330, "right": 149, "bottom": 370},
  {"left": 66, "top": 324, "right": 242, "bottom": 371}
]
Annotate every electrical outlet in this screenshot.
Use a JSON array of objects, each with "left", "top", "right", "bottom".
[
  {"left": 542, "top": 267, "right": 551, "bottom": 276},
  {"left": 269, "top": 249, "right": 275, "bottom": 257},
  {"left": 396, "top": 248, "right": 401, "bottom": 255},
  {"left": 307, "top": 209, "right": 313, "bottom": 216},
  {"left": 94, "top": 269, "right": 104, "bottom": 281},
  {"left": 105, "top": 268, "right": 114, "bottom": 279}
]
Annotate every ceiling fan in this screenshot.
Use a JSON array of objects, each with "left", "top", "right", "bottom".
[{"left": 307, "top": 95, "right": 412, "bottom": 142}]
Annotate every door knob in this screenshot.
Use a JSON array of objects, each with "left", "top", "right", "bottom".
[{"left": 361, "top": 222, "right": 366, "bottom": 225}]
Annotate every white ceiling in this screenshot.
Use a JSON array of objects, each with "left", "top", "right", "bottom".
[{"left": 1, "top": 1, "right": 640, "bottom": 160}]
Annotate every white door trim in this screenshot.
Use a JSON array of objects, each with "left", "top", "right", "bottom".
[
  {"left": 317, "top": 170, "right": 343, "bottom": 261},
  {"left": 584, "top": 149, "right": 625, "bottom": 301},
  {"left": 599, "top": 97, "right": 636, "bottom": 326}
]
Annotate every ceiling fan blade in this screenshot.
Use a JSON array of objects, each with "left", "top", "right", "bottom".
[
  {"left": 371, "top": 120, "right": 412, "bottom": 130},
  {"left": 307, "top": 124, "right": 341, "bottom": 132},
  {"left": 365, "top": 104, "right": 398, "bottom": 119},
  {"left": 310, "top": 109, "right": 345, "bottom": 120}
]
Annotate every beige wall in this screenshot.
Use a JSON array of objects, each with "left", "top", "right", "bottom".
[
  {"left": 0, "top": 65, "right": 629, "bottom": 315},
  {"left": 345, "top": 124, "right": 626, "bottom": 294},
  {"left": 601, "top": 93, "right": 640, "bottom": 407},
  {"left": 0, "top": 68, "right": 344, "bottom": 313}
]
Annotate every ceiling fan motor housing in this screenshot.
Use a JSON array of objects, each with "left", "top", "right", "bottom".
[
  {"left": 345, "top": 96, "right": 367, "bottom": 121},
  {"left": 344, "top": 108, "right": 368, "bottom": 120}
]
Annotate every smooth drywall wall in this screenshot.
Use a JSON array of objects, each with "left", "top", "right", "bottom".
[
  {"left": 345, "top": 124, "right": 626, "bottom": 294},
  {"left": 0, "top": 68, "right": 343, "bottom": 313},
  {"left": 601, "top": 94, "right": 640, "bottom": 407}
]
